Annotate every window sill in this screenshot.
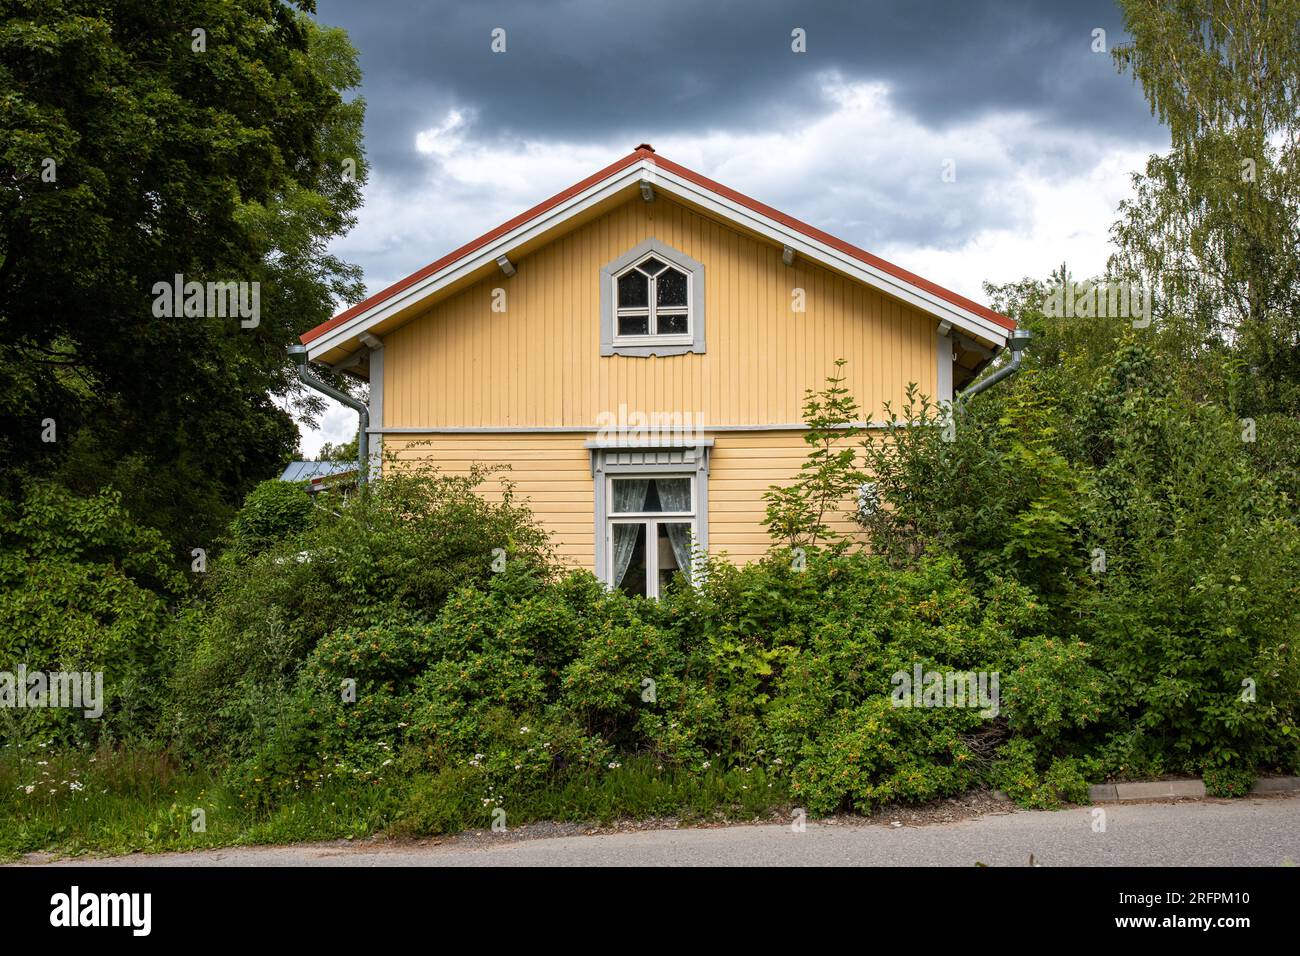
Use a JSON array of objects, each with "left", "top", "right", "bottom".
[{"left": 604, "top": 337, "right": 702, "bottom": 358}]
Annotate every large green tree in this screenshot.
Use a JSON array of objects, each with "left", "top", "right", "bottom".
[
  {"left": 1109, "top": 0, "right": 1300, "bottom": 419},
  {"left": 0, "top": 0, "right": 367, "bottom": 549}
]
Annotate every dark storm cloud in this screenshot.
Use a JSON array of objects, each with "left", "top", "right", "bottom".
[{"left": 316, "top": 0, "right": 1164, "bottom": 185}]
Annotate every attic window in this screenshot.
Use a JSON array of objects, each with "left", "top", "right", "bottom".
[
  {"left": 600, "top": 238, "right": 706, "bottom": 357},
  {"left": 614, "top": 256, "right": 691, "bottom": 340}
]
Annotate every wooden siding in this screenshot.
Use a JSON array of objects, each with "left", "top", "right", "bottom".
[
  {"left": 386, "top": 433, "right": 595, "bottom": 568},
  {"left": 708, "top": 430, "right": 865, "bottom": 564},
  {"left": 382, "top": 195, "right": 938, "bottom": 430},
  {"left": 384, "top": 431, "right": 867, "bottom": 570}
]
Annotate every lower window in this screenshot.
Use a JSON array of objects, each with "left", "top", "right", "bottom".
[{"left": 606, "top": 475, "right": 695, "bottom": 598}]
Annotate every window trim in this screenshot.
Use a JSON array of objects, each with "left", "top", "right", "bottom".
[
  {"left": 590, "top": 445, "right": 711, "bottom": 591},
  {"left": 600, "top": 238, "right": 706, "bottom": 357}
]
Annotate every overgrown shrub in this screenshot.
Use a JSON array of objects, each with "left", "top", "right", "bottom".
[
  {"left": 226, "top": 479, "right": 314, "bottom": 558},
  {"left": 860, "top": 378, "right": 1085, "bottom": 600},
  {"left": 852, "top": 340, "right": 1300, "bottom": 785},
  {"left": 992, "top": 738, "right": 1092, "bottom": 810},
  {"left": 166, "top": 463, "right": 552, "bottom": 760},
  {"left": 210, "top": 535, "right": 1057, "bottom": 817},
  {"left": 0, "top": 482, "right": 185, "bottom": 745},
  {"left": 15, "top": 330, "right": 1298, "bottom": 844},
  {"left": 790, "top": 699, "right": 983, "bottom": 814}
]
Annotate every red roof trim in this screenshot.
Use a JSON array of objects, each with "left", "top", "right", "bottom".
[
  {"left": 650, "top": 154, "right": 1016, "bottom": 331},
  {"left": 302, "top": 146, "right": 1013, "bottom": 345},
  {"left": 300, "top": 149, "right": 648, "bottom": 345}
]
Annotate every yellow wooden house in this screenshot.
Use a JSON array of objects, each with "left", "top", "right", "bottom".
[{"left": 299, "top": 145, "right": 1016, "bottom": 597}]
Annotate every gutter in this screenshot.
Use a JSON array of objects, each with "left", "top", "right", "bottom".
[
  {"left": 956, "top": 327, "right": 1031, "bottom": 405},
  {"left": 288, "top": 343, "right": 368, "bottom": 487}
]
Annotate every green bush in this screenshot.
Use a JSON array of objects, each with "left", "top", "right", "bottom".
[
  {"left": 559, "top": 618, "right": 682, "bottom": 747},
  {"left": 224, "top": 683, "right": 327, "bottom": 816},
  {"left": 211, "top": 540, "right": 1053, "bottom": 820},
  {"left": 0, "top": 482, "right": 185, "bottom": 745},
  {"left": 860, "top": 379, "right": 1085, "bottom": 601},
  {"left": 299, "top": 614, "right": 436, "bottom": 773},
  {"left": 17, "top": 333, "right": 1298, "bottom": 847},
  {"left": 226, "top": 479, "right": 314, "bottom": 558},
  {"left": 756, "top": 553, "right": 1039, "bottom": 812},
  {"left": 1074, "top": 355, "right": 1300, "bottom": 779},
  {"left": 992, "top": 738, "right": 1091, "bottom": 810},
  {"left": 1001, "top": 636, "right": 1105, "bottom": 739},
  {"left": 845, "top": 342, "right": 1300, "bottom": 789},
  {"left": 1202, "top": 764, "right": 1256, "bottom": 799},
  {"left": 790, "top": 699, "right": 982, "bottom": 814},
  {"left": 392, "top": 766, "right": 487, "bottom": 836},
  {"left": 166, "top": 463, "right": 552, "bottom": 761}
]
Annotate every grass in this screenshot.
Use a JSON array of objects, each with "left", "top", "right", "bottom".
[
  {"left": 0, "top": 745, "right": 790, "bottom": 860},
  {"left": 0, "top": 744, "right": 400, "bottom": 860}
]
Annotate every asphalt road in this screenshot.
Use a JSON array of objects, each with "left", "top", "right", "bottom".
[{"left": 24, "top": 794, "right": 1300, "bottom": 867}]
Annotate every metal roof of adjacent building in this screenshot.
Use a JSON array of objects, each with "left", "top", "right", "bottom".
[{"left": 279, "top": 460, "right": 356, "bottom": 483}]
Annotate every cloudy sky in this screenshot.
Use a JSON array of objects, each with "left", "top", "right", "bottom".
[{"left": 299, "top": 0, "right": 1168, "bottom": 455}]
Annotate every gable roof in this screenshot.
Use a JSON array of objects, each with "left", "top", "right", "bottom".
[{"left": 302, "top": 145, "right": 1016, "bottom": 363}]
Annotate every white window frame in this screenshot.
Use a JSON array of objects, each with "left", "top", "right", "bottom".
[
  {"left": 611, "top": 256, "right": 693, "bottom": 348},
  {"left": 605, "top": 474, "right": 697, "bottom": 599},
  {"left": 599, "top": 238, "right": 706, "bottom": 357}
]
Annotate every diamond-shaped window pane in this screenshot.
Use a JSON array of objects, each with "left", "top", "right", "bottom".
[
  {"left": 617, "top": 271, "right": 648, "bottom": 308},
  {"left": 638, "top": 257, "right": 667, "bottom": 276}
]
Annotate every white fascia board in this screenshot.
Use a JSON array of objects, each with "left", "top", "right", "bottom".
[
  {"left": 650, "top": 166, "right": 1010, "bottom": 347},
  {"left": 307, "top": 162, "right": 653, "bottom": 360}
]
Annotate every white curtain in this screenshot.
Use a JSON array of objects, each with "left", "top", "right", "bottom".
[
  {"left": 611, "top": 479, "right": 649, "bottom": 588},
  {"left": 656, "top": 478, "right": 694, "bottom": 575}
]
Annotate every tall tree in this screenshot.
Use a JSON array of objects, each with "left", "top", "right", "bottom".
[
  {"left": 1109, "top": 0, "right": 1300, "bottom": 417},
  {"left": 0, "top": 0, "right": 368, "bottom": 548}
]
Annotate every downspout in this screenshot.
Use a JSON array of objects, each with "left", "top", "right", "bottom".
[
  {"left": 288, "top": 343, "right": 368, "bottom": 488},
  {"left": 956, "top": 327, "right": 1032, "bottom": 405}
]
